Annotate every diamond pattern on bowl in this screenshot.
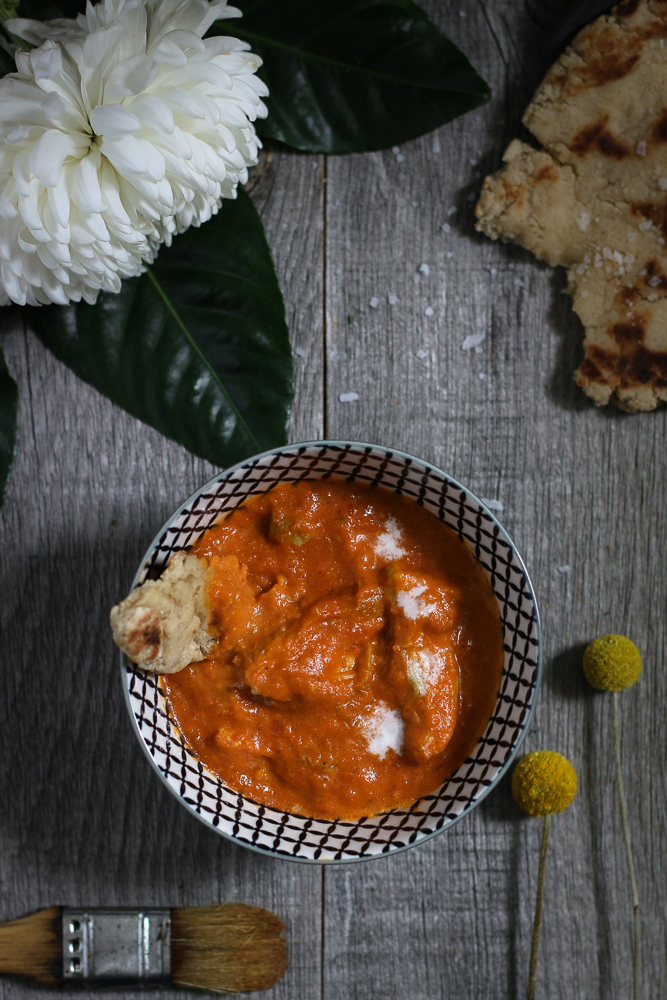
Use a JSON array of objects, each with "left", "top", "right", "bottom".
[{"left": 122, "top": 442, "right": 541, "bottom": 863}]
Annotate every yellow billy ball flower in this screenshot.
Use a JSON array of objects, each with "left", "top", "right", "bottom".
[
  {"left": 512, "top": 751, "right": 577, "bottom": 817},
  {"left": 582, "top": 634, "right": 642, "bottom": 691}
]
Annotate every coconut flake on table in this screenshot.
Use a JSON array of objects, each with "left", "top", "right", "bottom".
[
  {"left": 418, "top": 263, "right": 430, "bottom": 276},
  {"left": 395, "top": 584, "right": 437, "bottom": 620},
  {"left": 339, "top": 392, "right": 359, "bottom": 403},
  {"left": 360, "top": 703, "right": 404, "bottom": 758},
  {"left": 461, "top": 331, "right": 486, "bottom": 351},
  {"left": 369, "top": 296, "right": 379, "bottom": 308},
  {"left": 374, "top": 517, "right": 407, "bottom": 560},
  {"left": 388, "top": 293, "right": 399, "bottom": 305},
  {"left": 481, "top": 497, "right": 503, "bottom": 512}
]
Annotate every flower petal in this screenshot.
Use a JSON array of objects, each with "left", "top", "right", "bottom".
[
  {"left": 70, "top": 154, "right": 106, "bottom": 214},
  {"left": 126, "top": 93, "right": 175, "bottom": 134},
  {"left": 90, "top": 103, "right": 142, "bottom": 137},
  {"left": 104, "top": 54, "right": 159, "bottom": 102},
  {"left": 29, "top": 129, "right": 79, "bottom": 187}
]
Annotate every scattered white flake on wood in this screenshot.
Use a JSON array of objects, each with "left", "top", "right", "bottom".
[
  {"left": 459, "top": 9, "right": 467, "bottom": 16},
  {"left": 294, "top": 347, "right": 306, "bottom": 357},
  {"left": 577, "top": 212, "right": 590, "bottom": 232},
  {"left": 369, "top": 296, "right": 379, "bottom": 308},
  {"left": 339, "top": 392, "right": 359, "bottom": 403},
  {"left": 441, "top": 223, "right": 451, "bottom": 234},
  {"left": 447, "top": 206, "right": 457, "bottom": 216},
  {"left": 374, "top": 517, "right": 407, "bottom": 561},
  {"left": 416, "top": 349, "right": 427, "bottom": 359},
  {"left": 513, "top": 278, "right": 525, "bottom": 287},
  {"left": 396, "top": 154, "right": 404, "bottom": 162},
  {"left": 489, "top": 267, "right": 498, "bottom": 277},
  {"left": 648, "top": 275, "right": 661, "bottom": 287},
  {"left": 478, "top": 372, "right": 486, "bottom": 380},
  {"left": 660, "top": 178, "right": 667, "bottom": 190},
  {"left": 360, "top": 703, "right": 404, "bottom": 759},
  {"left": 481, "top": 497, "right": 503, "bottom": 512},
  {"left": 432, "top": 138, "right": 441, "bottom": 154},
  {"left": 424, "top": 307, "right": 434, "bottom": 317},
  {"left": 418, "top": 263, "right": 430, "bottom": 276},
  {"left": 391, "top": 146, "right": 400, "bottom": 154},
  {"left": 637, "top": 141, "right": 647, "bottom": 156},
  {"left": 557, "top": 565, "right": 571, "bottom": 574},
  {"left": 446, "top": 251, "right": 453, "bottom": 259},
  {"left": 461, "top": 332, "right": 486, "bottom": 351},
  {"left": 388, "top": 293, "right": 398, "bottom": 305}
]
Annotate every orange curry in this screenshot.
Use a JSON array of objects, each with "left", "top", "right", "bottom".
[{"left": 162, "top": 480, "right": 504, "bottom": 821}]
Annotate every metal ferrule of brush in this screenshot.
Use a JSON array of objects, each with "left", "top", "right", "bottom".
[{"left": 62, "top": 909, "right": 171, "bottom": 986}]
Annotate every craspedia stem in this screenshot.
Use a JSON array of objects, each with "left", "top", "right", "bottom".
[
  {"left": 612, "top": 691, "right": 641, "bottom": 1000},
  {"left": 527, "top": 813, "right": 551, "bottom": 1000}
]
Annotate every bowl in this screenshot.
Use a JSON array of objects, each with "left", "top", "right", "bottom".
[{"left": 121, "top": 441, "right": 541, "bottom": 863}]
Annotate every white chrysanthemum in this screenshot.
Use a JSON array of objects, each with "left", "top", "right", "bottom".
[{"left": 0, "top": 0, "right": 268, "bottom": 306}]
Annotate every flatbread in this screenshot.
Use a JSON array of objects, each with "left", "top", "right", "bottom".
[
  {"left": 476, "top": 0, "right": 667, "bottom": 411},
  {"left": 110, "top": 551, "right": 215, "bottom": 674}
]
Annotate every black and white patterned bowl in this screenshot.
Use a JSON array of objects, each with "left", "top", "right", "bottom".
[{"left": 121, "top": 441, "right": 541, "bottom": 863}]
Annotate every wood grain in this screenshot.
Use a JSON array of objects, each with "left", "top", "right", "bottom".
[
  {"left": 323, "top": 1, "right": 666, "bottom": 999},
  {"left": 0, "top": 146, "right": 324, "bottom": 1000},
  {"left": 0, "top": 2, "right": 665, "bottom": 999}
]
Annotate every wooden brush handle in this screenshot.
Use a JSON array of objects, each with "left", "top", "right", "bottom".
[{"left": 0, "top": 906, "right": 63, "bottom": 986}]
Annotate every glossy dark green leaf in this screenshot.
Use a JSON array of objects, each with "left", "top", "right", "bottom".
[
  {"left": 0, "top": 338, "right": 19, "bottom": 507},
  {"left": 30, "top": 190, "right": 292, "bottom": 468},
  {"left": 15, "top": 0, "right": 85, "bottom": 19},
  {"left": 220, "top": 0, "right": 491, "bottom": 153},
  {"left": 0, "top": 41, "right": 15, "bottom": 76}
]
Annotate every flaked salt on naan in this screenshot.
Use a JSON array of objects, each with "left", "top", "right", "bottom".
[{"left": 476, "top": 0, "right": 667, "bottom": 411}]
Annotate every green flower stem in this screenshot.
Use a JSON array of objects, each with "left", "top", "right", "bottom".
[
  {"left": 527, "top": 813, "right": 551, "bottom": 1000},
  {"left": 612, "top": 691, "right": 641, "bottom": 1000}
]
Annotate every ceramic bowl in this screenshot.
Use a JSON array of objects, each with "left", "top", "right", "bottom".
[{"left": 121, "top": 441, "right": 541, "bottom": 863}]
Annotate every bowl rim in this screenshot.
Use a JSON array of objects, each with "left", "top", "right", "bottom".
[{"left": 120, "top": 439, "right": 542, "bottom": 864}]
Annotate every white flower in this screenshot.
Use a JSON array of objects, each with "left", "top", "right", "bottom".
[{"left": 0, "top": 0, "right": 268, "bottom": 306}]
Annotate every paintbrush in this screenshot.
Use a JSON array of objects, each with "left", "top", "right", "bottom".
[{"left": 0, "top": 903, "right": 287, "bottom": 993}]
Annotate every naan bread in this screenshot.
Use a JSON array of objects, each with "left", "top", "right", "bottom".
[
  {"left": 110, "top": 551, "right": 215, "bottom": 674},
  {"left": 476, "top": 0, "right": 667, "bottom": 411}
]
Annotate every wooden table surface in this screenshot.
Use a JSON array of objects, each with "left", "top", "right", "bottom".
[{"left": 1, "top": 1, "right": 665, "bottom": 998}]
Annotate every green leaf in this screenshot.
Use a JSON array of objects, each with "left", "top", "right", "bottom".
[
  {"left": 219, "top": 0, "right": 490, "bottom": 153},
  {"left": 15, "top": 0, "right": 85, "bottom": 19},
  {"left": 29, "top": 190, "right": 292, "bottom": 468},
  {"left": 0, "top": 337, "right": 19, "bottom": 508}
]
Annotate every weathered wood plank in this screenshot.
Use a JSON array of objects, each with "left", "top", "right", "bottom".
[
  {"left": 323, "top": 1, "right": 666, "bottom": 998},
  {"left": 0, "top": 146, "right": 324, "bottom": 1000}
]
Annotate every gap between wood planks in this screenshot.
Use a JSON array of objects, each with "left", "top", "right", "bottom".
[
  {"left": 321, "top": 150, "right": 328, "bottom": 1000},
  {"left": 322, "top": 153, "right": 329, "bottom": 441}
]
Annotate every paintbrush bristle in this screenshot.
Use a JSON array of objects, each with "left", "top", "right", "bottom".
[
  {"left": 171, "top": 903, "right": 288, "bottom": 993},
  {"left": 0, "top": 906, "right": 62, "bottom": 986}
]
